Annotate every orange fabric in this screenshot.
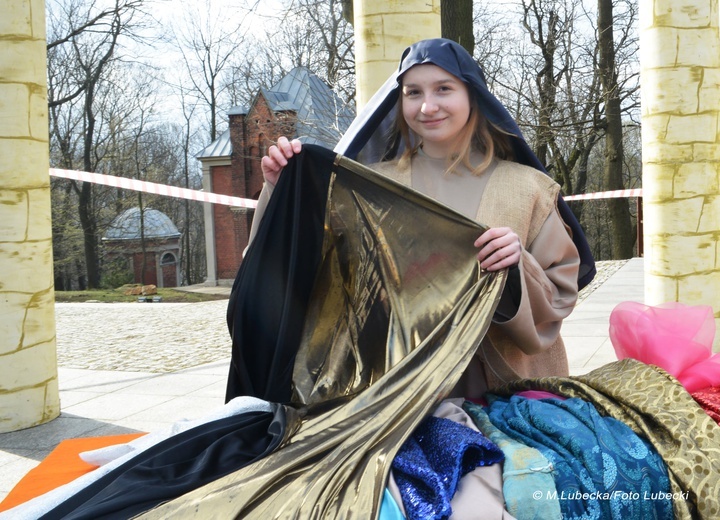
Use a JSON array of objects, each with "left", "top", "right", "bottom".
[{"left": 0, "top": 433, "right": 145, "bottom": 513}]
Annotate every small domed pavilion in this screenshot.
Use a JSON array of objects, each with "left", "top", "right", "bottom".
[{"left": 102, "top": 207, "right": 181, "bottom": 288}]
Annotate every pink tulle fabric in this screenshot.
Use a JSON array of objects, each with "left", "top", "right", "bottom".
[{"left": 609, "top": 301, "right": 720, "bottom": 393}]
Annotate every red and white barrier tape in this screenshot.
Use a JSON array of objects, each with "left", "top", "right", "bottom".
[
  {"left": 564, "top": 188, "right": 642, "bottom": 201},
  {"left": 49, "top": 168, "right": 258, "bottom": 209},
  {"left": 50, "top": 168, "right": 640, "bottom": 206}
]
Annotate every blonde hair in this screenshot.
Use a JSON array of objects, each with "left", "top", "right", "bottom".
[{"left": 395, "top": 89, "right": 515, "bottom": 176}]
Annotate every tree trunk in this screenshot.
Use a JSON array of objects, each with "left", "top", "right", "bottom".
[
  {"left": 441, "top": 0, "right": 474, "bottom": 54},
  {"left": 183, "top": 138, "right": 191, "bottom": 285},
  {"left": 78, "top": 182, "right": 99, "bottom": 289},
  {"left": 139, "top": 192, "right": 147, "bottom": 285},
  {"left": 532, "top": 6, "right": 558, "bottom": 168},
  {"left": 341, "top": 0, "right": 353, "bottom": 25},
  {"left": 569, "top": 133, "right": 597, "bottom": 223},
  {"left": 598, "top": 0, "right": 633, "bottom": 259},
  {"left": 81, "top": 81, "right": 101, "bottom": 288}
]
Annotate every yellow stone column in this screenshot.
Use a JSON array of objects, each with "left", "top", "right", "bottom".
[
  {"left": 0, "top": 0, "right": 60, "bottom": 432},
  {"left": 353, "top": 0, "right": 441, "bottom": 109},
  {"left": 639, "top": 0, "right": 720, "bottom": 350}
]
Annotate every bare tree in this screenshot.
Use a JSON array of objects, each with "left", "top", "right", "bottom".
[
  {"left": 172, "top": 0, "right": 246, "bottom": 142},
  {"left": 293, "top": 0, "right": 355, "bottom": 96},
  {"left": 46, "top": 0, "right": 147, "bottom": 109},
  {"left": 230, "top": 0, "right": 355, "bottom": 107},
  {"left": 479, "top": 1, "right": 590, "bottom": 195},
  {"left": 597, "top": 0, "right": 634, "bottom": 258},
  {"left": 472, "top": 2, "right": 514, "bottom": 84},
  {"left": 47, "top": 0, "right": 150, "bottom": 288},
  {"left": 51, "top": 179, "right": 85, "bottom": 290},
  {"left": 473, "top": 0, "right": 638, "bottom": 259},
  {"left": 175, "top": 89, "right": 203, "bottom": 285}
]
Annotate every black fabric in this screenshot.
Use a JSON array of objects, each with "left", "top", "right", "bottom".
[
  {"left": 225, "top": 144, "right": 335, "bottom": 403},
  {"left": 129, "top": 146, "right": 506, "bottom": 520},
  {"left": 39, "top": 404, "right": 285, "bottom": 520},
  {"left": 335, "top": 38, "right": 596, "bottom": 290}
]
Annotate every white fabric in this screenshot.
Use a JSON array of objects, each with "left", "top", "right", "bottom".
[{"left": 0, "top": 396, "right": 272, "bottom": 520}]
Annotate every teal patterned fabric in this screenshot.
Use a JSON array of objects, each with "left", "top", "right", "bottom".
[
  {"left": 485, "top": 394, "right": 673, "bottom": 520},
  {"left": 463, "top": 401, "right": 561, "bottom": 520}
]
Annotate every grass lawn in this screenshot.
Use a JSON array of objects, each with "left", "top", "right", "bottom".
[{"left": 55, "top": 287, "right": 228, "bottom": 303}]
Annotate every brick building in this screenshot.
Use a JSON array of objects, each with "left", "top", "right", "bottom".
[
  {"left": 197, "top": 67, "right": 354, "bottom": 286},
  {"left": 102, "top": 207, "right": 181, "bottom": 287}
]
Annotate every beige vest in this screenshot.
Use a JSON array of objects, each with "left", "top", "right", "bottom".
[{"left": 373, "top": 158, "right": 569, "bottom": 394}]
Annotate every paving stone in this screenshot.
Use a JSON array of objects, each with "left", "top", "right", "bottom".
[{"left": 55, "top": 300, "right": 231, "bottom": 373}]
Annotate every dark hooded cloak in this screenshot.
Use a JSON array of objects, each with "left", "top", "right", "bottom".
[{"left": 335, "top": 38, "right": 595, "bottom": 290}]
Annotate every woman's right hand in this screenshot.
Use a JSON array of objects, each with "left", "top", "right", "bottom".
[{"left": 261, "top": 136, "right": 302, "bottom": 185}]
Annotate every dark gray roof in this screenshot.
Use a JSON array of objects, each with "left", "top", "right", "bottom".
[
  {"left": 266, "top": 67, "right": 355, "bottom": 147},
  {"left": 228, "top": 105, "right": 249, "bottom": 116},
  {"left": 196, "top": 129, "right": 231, "bottom": 159},
  {"left": 104, "top": 207, "right": 181, "bottom": 240},
  {"left": 197, "top": 67, "right": 355, "bottom": 159}
]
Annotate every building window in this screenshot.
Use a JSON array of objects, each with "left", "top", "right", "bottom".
[{"left": 160, "top": 252, "right": 176, "bottom": 266}]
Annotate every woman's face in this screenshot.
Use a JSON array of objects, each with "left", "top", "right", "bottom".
[{"left": 401, "top": 64, "right": 472, "bottom": 159}]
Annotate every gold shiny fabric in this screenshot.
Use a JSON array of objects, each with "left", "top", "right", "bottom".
[{"left": 138, "top": 155, "right": 506, "bottom": 519}]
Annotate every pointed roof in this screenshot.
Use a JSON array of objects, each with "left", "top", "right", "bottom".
[
  {"left": 197, "top": 67, "right": 355, "bottom": 159},
  {"left": 265, "top": 67, "right": 355, "bottom": 146},
  {"left": 196, "top": 129, "right": 232, "bottom": 159}
]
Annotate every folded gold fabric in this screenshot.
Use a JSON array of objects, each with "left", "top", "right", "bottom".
[{"left": 139, "top": 146, "right": 506, "bottom": 519}]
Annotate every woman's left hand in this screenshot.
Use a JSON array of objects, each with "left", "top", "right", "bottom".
[{"left": 474, "top": 227, "right": 521, "bottom": 271}]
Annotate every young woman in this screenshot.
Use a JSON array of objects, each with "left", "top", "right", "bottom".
[{"left": 255, "top": 38, "right": 586, "bottom": 395}]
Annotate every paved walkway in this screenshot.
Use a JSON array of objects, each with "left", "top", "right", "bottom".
[
  {"left": 0, "top": 257, "right": 645, "bottom": 504},
  {"left": 54, "top": 300, "right": 231, "bottom": 372}
]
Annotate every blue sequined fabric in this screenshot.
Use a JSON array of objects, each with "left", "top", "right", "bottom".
[{"left": 391, "top": 416, "right": 504, "bottom": 520}]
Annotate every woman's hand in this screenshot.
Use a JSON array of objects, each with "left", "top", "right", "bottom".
[
  {"left": 474, "top": 227, "right": 521, "bottom": 271},
  {"left": 261, "top": 136, "right": 302, "bottom": 185}
]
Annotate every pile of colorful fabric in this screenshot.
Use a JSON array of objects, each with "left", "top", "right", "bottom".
[
  {"left": 380, "top": 356, "right": 720, "bottom": 520},
  {"left": 3, "top": 146, "right": 720, "bottom": 519}
]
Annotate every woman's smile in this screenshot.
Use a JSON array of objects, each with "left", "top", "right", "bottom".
[{"left": 419, "top": 117, "right": 446, "bottom": 126}]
